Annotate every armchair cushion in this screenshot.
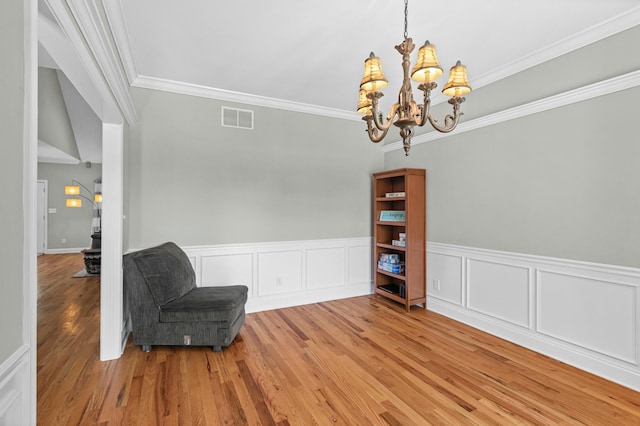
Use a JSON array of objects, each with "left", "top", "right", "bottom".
[
  {"left": 130, "top": 241, "right": 196, "bottom": 306},
  {"left": 160, "top": 285, "right": 248, "bottom": 323}
]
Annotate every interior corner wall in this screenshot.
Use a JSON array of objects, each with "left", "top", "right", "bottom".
[
  {"left": 0, "top": 0, "right": 25, "bottom": 365},
  {"left": 126, "top": 88, "right": 383, "bottom": 249},
  {"left": 38, "top": 162, "right": 103, "bottom": 250},
  {"left": 38, "top": 66, "right": 79, "bottom": 158},
  {"left": 385, "top": 25, "right": 640, "bottom": 269}
]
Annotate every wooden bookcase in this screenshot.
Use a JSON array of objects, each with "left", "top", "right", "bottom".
[{"left": 372, "top": 168, "right": 426, "bottom": 311}]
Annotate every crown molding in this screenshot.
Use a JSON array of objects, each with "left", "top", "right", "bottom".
[
  {"left": 132, "top": 75, "right": 361, "bottom": 121},
  {"left": 471, "top": 6, "right": 640, "bottom": 90},
  {"left": 99, "top": 3, "right": 640, "bottom": 123},
  {"left": 383, "top": 69, "right": 640, "bottom": 153},
  {"left": 102, "top": 0, "right": 138, "bottom": 86},
  {"left": 66, "top": 0, "right": 137, "bottom": 125}
]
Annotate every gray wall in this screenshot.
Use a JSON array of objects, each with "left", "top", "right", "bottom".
[
  {"left": 126, "top": 88, "right": 383, "bottom": 249},
  {"left": 0, "top": 0, "right": 25, "bottom": 363},
  {"left": 386, "top": 25, "right": 640, "bottom": 268},
  {"left": 38, "top": 162, "right": 103, "bottom": 250},
  {"left": 39, "top": 67, "right": 78, "bottom": 158}
]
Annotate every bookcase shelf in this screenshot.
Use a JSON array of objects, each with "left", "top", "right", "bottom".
[{"left": 372, "top": 168, "right": 426, "bottom": 311}]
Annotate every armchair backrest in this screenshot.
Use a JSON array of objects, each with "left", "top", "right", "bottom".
[{"left": 124, "top": 242, "right": 196, "bottom": 307}]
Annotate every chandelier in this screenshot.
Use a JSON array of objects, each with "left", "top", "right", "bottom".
[{"left": 357, "top": 0, "right": 471, "bottom": 155}]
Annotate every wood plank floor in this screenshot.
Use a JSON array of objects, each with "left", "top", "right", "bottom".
[{"left": 37, "top": 253, "right": 640, "bottom": 425}]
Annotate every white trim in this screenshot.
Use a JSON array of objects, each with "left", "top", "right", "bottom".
[
  {"left": 384, "top": 69, "right": 640, "bottom": 153},
  {"left": 42, "top": 0, "right": 133, "bottom": 125},
  {"left": 37, "top": 180, "right": 48, "bottom": 254},
  {"left": 66, "top": 0, "right": 137, "bottom": 125},
  {"left": 427, "top": 242, "right": 640, "bottom": 391},
  {"left": 45, "top": 247, "right": 86, "bottom": 254},
  {"left": 471, "top": 6, "right": 640, "bottom": 90},
  {"left": 24, "top": 0, "right": 38, "bottom": 422},
  {"left": 100, "top": 123, "right": 125, "bottom": 361},
  {"left": 0, "top": 346, "right": 31, "bottom": 425},
  {"left": 102, "top": 0, "right": 138, "bottom": 85},
  {"left": 133, "top": 75, "right": 361, "bottom": 121}
]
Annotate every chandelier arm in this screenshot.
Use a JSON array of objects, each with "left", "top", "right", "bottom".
[
  {"left": 420, "top": 92, "right": 466, "bottom": 133},
  {"left": 363, "top": 116, "right": 390, "bottom": 143},
  {"left": 426, "top": 112, "right": 460, "bottom": 133},
  {"left": 369, "top": 93, "right": 398, "bottom": 132},
  {"left": 416, "top": 82, "right": 435, "bottom": 127}
]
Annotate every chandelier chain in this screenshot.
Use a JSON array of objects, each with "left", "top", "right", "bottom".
[{"left": 403, "top": 0, "right": 409, "bottom": 40}]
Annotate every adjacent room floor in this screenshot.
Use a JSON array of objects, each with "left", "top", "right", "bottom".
[{"left": 37, "top": 253, "right": 640, "bottom": 424}]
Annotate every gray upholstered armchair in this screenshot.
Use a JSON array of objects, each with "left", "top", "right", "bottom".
[{"left": 123, "top": 242, "right": 248, "bottom": 352}]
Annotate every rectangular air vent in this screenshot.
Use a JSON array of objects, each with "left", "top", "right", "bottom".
[{"left": 221, "top": 106, "right": 254, "bottom": 129}]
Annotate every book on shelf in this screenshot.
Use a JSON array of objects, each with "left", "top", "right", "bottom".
[
  {"left": 377, "top": 253, "right": 405, "bottom": 274},
  {"left": 378, "top": 283, "right": 406, "bottom": 298},
  {"left": 391, "top": 239, "right": 406, "bottom": 247},
  {"left": 378, "top": 262, "right": 405, "bottom": 274},
  {"left": 378, "top": 253, "right": 400, "bottom": 264},
  {"left": 378, "top": 283, "right": 400, "bottom": 294},
  {"left": 385, "top": 192, "right": 405, "bottom": 198},
  {"left": 379, "top": 210, "right": 406, "bottom": 221}
]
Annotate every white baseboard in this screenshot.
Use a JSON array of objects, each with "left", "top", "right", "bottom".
[
  {"left": 0, "top": 346, "right": 31, "bottom": 425},
  {"left": 427, "top": 242, "right": 640, "bottom": 391},
  {"left": 45, "top": 247, "right": 85, "bottom": 254}
]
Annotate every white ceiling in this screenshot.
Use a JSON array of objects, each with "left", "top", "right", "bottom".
[
  {"left": 117, "top": 0, "right": 640, "bottom": 115},
  {"left": 38, "top": 0, "right": 640, "bottom": 164}
]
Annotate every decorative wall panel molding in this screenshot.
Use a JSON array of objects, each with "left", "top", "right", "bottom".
[
  {"left": 467, "top": 258, "right": 532, "bottom": 328},
  {"left": 427, "top": 242, "right": 640, "bottom": 391},
  {"left": 537, "top": 269, "right": 636, "bottom": 364},
  {"left": 181, "top": 238, "right": 373, "bottom": 313},
  {"left": 0, "top": 347, "right": 31, "bottom": 425}
]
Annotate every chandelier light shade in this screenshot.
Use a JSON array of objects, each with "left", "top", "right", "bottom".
[
  {"left": 65, "top": 185, "right": 81, "bottom": 195},
  {"left": 360, "top": 53, "right": 388, "bottom": 93},
  {"left": 442, "top": 61, "right": 472, "bottom": 97},
  {"left": 357, "top": 89, "right": 373, "bottom": 115},
  {"left": 357, "top": 0, "right": 471, "bottom": 155},
  {"left": 66, "top": 198, "right": 82, "bottom": 208},
  {"left": 410, "top": 41, "right": 443, "bottom": 83}
]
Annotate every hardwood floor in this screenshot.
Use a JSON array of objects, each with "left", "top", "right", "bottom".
[{"left": 38, "top": 253, "right": 640, "bottom": 425}]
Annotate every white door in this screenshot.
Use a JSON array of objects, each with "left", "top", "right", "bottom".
[{"left": 37, "top": 180, "right": 47, "bottom": 254}]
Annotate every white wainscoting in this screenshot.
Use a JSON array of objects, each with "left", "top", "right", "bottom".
[
  {"left": 182, "top": 237, "right": 374, "bottom": 313},
  {"left": 0, "top": 346, "right": 31, "bottom": 425},
  {"left": 427, "top": 242, "right": 640, "bottom": 391}
]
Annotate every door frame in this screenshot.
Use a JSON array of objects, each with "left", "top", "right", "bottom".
[{"left": 36, "top": 179, "right": 48, "bottom": 254}]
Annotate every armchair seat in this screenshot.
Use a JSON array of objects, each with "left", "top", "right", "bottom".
[
  {"left": 124, "top": 242, "right": 248, "bottom": 352},
  {"left": 160, "top": 286, "right": 247, "bottom": 323}
]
